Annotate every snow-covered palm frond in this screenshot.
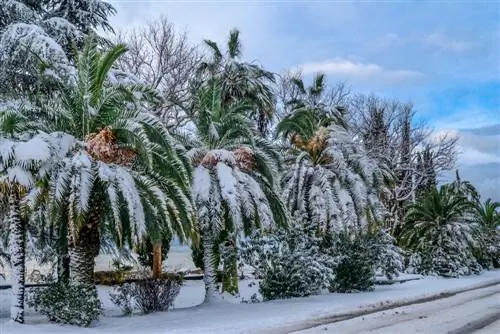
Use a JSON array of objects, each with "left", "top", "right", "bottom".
[
  {"left": 189, "top": 83, "right": 285, "bottom": 237},
  {"left": 402, "top": 186, "right": 476, "bottom": 248},
  {"left": 279, "top": 111, "right": 390, "bottom": 233},
  {"left": 33, "top": 40, "right": 195, "bottom": 247}
]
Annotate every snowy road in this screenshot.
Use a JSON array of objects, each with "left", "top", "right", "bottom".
[{"left": 296, "top": 284, "right": 500, "bottom": 334}]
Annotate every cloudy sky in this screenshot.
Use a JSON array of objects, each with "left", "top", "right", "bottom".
[{"left": 108, "top": 0, "right": 499, "bottom": 200}]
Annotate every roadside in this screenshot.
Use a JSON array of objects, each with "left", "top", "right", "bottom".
[
  {"left": 1, "top": 270, "right": 499, "bottom": 334},
  {"left": 294, "top": 284, "right": 500, "bottom": 334}
]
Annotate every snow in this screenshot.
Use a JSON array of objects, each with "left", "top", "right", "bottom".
[
  {"left": 298, "top": 283, "right": 500, "bottom": 334},
  {"left": 0, "top": 267, "right": 498, "bottom": 333},
  {"left": 191, "top": 166, "right": 211, "bottom": 203}
]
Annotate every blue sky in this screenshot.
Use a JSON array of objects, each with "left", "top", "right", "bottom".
[{"left": 109, "top": 0, "right": 499, "bottom": 200}]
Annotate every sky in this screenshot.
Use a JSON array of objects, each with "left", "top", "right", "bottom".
[{"left": 108, "top": 0, "right": 500, "bottom": 200}]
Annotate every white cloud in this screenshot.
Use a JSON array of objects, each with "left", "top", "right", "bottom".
[
  {"left": 424, "top": 33, "right": 470, "bottom": 52},
  {"left": 298, "top": 58, "right": 423, "bottom": 85}
]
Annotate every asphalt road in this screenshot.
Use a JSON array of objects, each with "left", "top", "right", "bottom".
[{"left": 295, "top": 284, "right": 500, "bottom": 334}]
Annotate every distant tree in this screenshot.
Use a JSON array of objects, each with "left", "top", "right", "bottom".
[
  {"left": 197, "top": 29, "right": 276, "bottom": 136},
  {"left": 114, "top": 17, "right": 201, "bottom": 128}
]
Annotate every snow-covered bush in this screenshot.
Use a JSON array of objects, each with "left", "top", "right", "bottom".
[
  {"left": 327, "top": 233, "right": 375, "bottom": 293},
  {"left": 109, "top": 277, "right": 181, "bottom": 315},
  {"left": 109, "top": 283, "right": 134, "bottom": 316},
  {"left": 28, "top": 282, "right": 102, "bottom": 326},
  {"left": 367, "top": 229, "right": 405, "bottom": 280},
  {"left": 241, "top": 216, "right": 334, "bottom": 300},
  {"left": 407, "top": 244, "right": 482, "bottom": 277}
]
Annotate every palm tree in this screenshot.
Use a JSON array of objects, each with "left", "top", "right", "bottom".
[
  {"left": 38, "top": 39, "right": 194, "bottom": 292},
  {"left": 473, "top": 199, "right": 500, "bottom": 230},
  {"left": 197, "top": 29, "right": 276, "bottom": 136},
  {"left": 0, "top": 103, "right": 63, "bottom": 322},
  {"left": 472, "top": 198, "right": 500, "bottom": 268},
  {"left": 277, "top": 74, "right": 390, "bottom": 232},
  {"left": 401, "top": 186, "right": 480, "bottom": 276},
  {"left": 186, "top": 82, "right": 286, "bottom": 303}
]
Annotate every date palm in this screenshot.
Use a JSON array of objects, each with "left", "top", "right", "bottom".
[
  {"left": 401, "top": 185, "right": 480, "bottom": 276},
  {"left": 0, "top": 102, "right": 65, "bottom": 323},
  {"left": 39, "top": 39, "right": 194, "bottom": 292},
  {"left": 474, "top": 199, "right": 500, "bottom": 230},
  {"left": 186, "top": 82, "right": 286, "bottom": 303},
  {"left": 277, "top": 74, "right": 390, "bottom": 232}
]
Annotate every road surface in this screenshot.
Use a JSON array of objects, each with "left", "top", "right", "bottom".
[{"left": 295, "top": 284, "right": 500, "bottom": 334}]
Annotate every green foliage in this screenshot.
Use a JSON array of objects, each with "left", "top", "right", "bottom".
[
  {"left": 136, "top": 233, "right": 171, "bottom": 269},
  {"left": 328, "top": 233, "right": 375, "bottom": 293},
  {"left": 28, "top": 282, "right": 102, "bottom": 327},
  {"left": 402, "top": 185, "right": 481, "bottom": 277},
  {"left": 473, "top": 199, "right": 500, "bottom": 268}
]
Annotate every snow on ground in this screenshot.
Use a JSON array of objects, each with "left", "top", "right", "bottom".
[
  {"left": 0, "top": 270, "right": 499, "bottom": 334},
  {"left": 297, "top": 283, "right": 500, "bottom": 333}
]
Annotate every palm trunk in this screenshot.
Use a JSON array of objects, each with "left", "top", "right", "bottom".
[
  {"left": 152, "top": 243, "right": 162, "bottom": 279},
  {"left": 221, "top": 233, "right": 238, "bottom": 294},
  {"left": 57, "top": 214, "right": 70, "bottom": 283},
  {"left": 202, "top": 229, "right": 222, "bottom": 304},
  {"left": 8, "top": 189, "right": 25, "bottom": 324},
  {"left": 68, "top": 184, "right": 104, "bottom": 289}
]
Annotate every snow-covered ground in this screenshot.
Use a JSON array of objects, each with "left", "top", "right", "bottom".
[
  {"left": 297, "top": 284, "right": 500, "bottom": 333},
  {"left": 0, "top": 269, "right": 499, "bottom": 334}
]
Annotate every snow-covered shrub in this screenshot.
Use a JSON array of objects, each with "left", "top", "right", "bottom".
[
  {"left": 109, "top": 277, "right": 181, "bottom": 315},
  {"left": 133, "top": 277, "right": 181, "bottom": 314},
  {"left": 407, "top": 243, "right": 482, "bottom": 277},
  {"left": 28, "top": 282, "right": 102, "bottom": 326},
  {"left": 109, "top": 283, "right": 135, "bottom": 316},
  {"left": 367, "top": 229, "right": 405, "bottom": 280},
  {"left": 242, "top": 218, "right": 334, "bottom": 300},
  {"left": 327, "top": 233, "right": 375, "bottom": 293}
]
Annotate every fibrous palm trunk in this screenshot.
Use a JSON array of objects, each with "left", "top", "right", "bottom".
[
  {"left": 68, "top": 186, "right": 103, "bottom": 292},
  {"left": 57, "top": 212, "right": 70, "bottom": 283},
  {"left": 8, "top": 189, "right": 25, "bottom": 323},
  {"left": 152, "top": 243, "right": 162, "bottom": 279},
  {"left": 202, "top": 228, "right": 222, "bottom": 304}
]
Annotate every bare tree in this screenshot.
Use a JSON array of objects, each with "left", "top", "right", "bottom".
[
  {"left": 114, "top": 17, "right": 202, "bottom": 128},
  {"left": 348, "top": 93, "right": 458, "bottom": 227}
]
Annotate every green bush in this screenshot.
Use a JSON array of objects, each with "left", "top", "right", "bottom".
[
  {"left": 328, "top": 233, "right": 375, "bottom": 293},
  {"left": 28, "top": 282, "right": 102, "bottom": 326}
]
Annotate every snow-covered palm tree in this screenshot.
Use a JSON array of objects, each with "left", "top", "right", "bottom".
[
  {"left": 197, "top": 29, "right": 276, "bottom": 136},
  {"left": 38, "top": 40, "right": 194, "bottom": 291},
  {"left": 0, "top": 102, "right": 66, "bottom": 323},
  {"left": 402, "top": 185, "right": 481, "bottom": 276},
  {"left": 474, "top": 199, "right": 500, "bottom": 230},
  {"left": 186, "top": 83, "right": 286, "bottom": 303},
  {"left": 277, "top": 75, "right": 390, "bottom": 232}
]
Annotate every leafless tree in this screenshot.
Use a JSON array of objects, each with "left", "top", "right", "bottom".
[
  {"left": 114, "top": 17, "right": 202, "bottom": 128},
  {"left": 348, "top": 93, "right": 459, "bottom": 227}
]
